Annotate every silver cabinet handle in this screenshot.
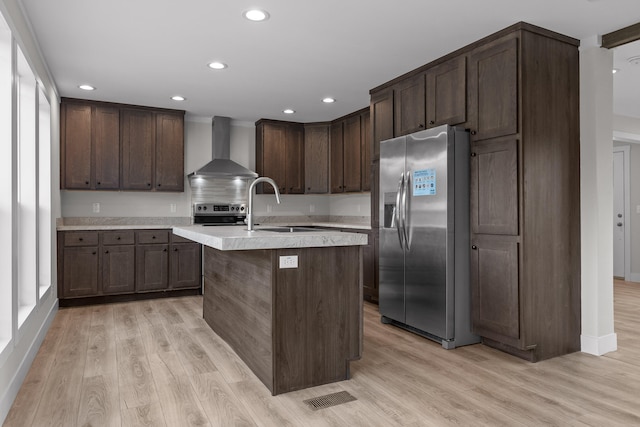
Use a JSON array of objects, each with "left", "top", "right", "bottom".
[
  {"left": 395, "top": 173, "right": 405, "bottom": 249},
  {"left": 402, "top": 170, "right": 411, "bottom": 251}
]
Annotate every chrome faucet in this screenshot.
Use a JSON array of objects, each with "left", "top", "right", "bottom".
[{"left": 246, "top": 177, "right": 281, "bottom": 231}]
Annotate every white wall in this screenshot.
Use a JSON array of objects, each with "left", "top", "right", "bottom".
[
  {"left": 579, "top": 39, "right": 617, "bottom": 356},
  {"left": 0, "top": 0, "right": 60, "bottom": 423}
]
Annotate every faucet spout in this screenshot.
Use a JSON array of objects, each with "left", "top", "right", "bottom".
[{"left": 246, "top": 177, "right": 281, "bottom": 231}]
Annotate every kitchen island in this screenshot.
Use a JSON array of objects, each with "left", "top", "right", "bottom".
[{"left": 172, "top": 225, "right": 368, "bottom": 395}]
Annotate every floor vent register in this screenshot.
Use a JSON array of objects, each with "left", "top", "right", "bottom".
[{"left": 303, "top": 391, "right": 357, "bottom": 411}]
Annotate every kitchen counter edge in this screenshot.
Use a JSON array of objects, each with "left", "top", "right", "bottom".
[{"left": 172, "top": 225, "right": 368, "bottom": 251}]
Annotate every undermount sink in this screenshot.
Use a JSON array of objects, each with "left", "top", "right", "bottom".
[{"left": 258, "top": 226, "right": 321, "bottom": 233}]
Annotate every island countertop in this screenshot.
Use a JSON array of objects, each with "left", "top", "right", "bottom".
[{"left": 172, "top": 224, "right": 368, "bottom": 251}]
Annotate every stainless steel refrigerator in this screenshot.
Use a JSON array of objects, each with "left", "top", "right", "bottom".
[{"left": 379, "top": 124, "right": 478, "bottom": 349}]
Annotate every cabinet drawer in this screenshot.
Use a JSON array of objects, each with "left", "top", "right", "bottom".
[
  {"left": 102, "top": 230, "right": 135, "bottom": 245},
  {"left": 64, "top": 231, "right": 99, "bottom": 247},
  {"left": 137, "top": 230, "right": 170, "bottom": 244}
]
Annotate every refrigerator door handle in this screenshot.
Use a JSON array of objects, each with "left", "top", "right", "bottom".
[
  {"left": 395, "top": 173, "right": 405, "bottom": 249},
  {"left": 403, "top": 170, "right": 411, "bottom": 251}
]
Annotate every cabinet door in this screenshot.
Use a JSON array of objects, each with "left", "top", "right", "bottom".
[
  {"left": 470, "top": 138, "right": 519, "bottom": 235},
  {"left": 371, "top": 89, "right": 394, "bottom": 161},
  {"left": 62, "top": 246, "right": 99, "bottom": 297},
  {"left": 121, "top": 109, "right": 155, "bottom": 190},
  {"left": 61, "top": 103, "right": 92, "bottom": 189},
  {"left": 257, "top": 122, "right": 287, "bottom": 194},
  {"left": 285, "top": 124, "right": 305, "bottom": 194},
  {"left": 468, "top": 37, "right": 518, "bottom": 140},
  {"left": 155, "top": 113, "right": 184, "bottom": 191},
  {"left": 102, "top": 245, "right": 135, "bottom": 294},
  {"left": 170, "top": 243, "right": 201, "bottom": 289},
  {"left": 470, "top": 236, "right": 520, "bottom": 342},
  {"left": 94, "top": 106, "right": 120, "bottom": 189},
  {"left": 136, "top": 244, "right": 169, "bottom": 292},
  {"left": 394, "top": 73, "right": 426, "bottom": 136},
  {"left": 330, "top": 121, "right": 344, "bottom": 193},
  {"left": 343, "top": 115, "right": 361, "bottom": 192},
  {"left": 360, "top": 111, "right": 371, "bottom": 192},
  {"left": 426, "top": 55, "right": 466, "bottom": 128},
  {"left": 304, "top": 124, "right": 329, "bottom": 194},
  {"left": 371, "top": 160, "right": 380, "bottom": 228}
]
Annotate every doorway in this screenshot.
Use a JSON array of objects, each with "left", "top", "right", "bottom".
[{"left": 613, "top": 146, "right": 630, "bottom": 279}]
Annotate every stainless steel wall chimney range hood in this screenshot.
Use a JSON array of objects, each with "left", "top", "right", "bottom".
[{"left": 188, "top": 116, "right": 258, "bottom": 179}]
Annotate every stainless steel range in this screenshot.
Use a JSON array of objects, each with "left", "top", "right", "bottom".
[{"left": 193, "top": 202, "right": 247, "bottom": 226}]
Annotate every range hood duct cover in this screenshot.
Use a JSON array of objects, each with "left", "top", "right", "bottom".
[{"left": 188, "top": 116, "right": 258, "bottom": 178}]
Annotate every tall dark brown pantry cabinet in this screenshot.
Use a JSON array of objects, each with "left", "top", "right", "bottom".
[
  {"left": 369, "top": 22, "right": 580, "bottom": 361},
  {"left": 468, "top": 27, "right": 580, "bottom": 362}
]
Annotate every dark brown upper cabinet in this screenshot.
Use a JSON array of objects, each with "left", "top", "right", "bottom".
[
  {"left": 360, "top": 110, "right": 371, "bottom": 191},
  {"left": 155, "top": 113, "right": 185, "bottom": 192},
  {"left": 386, "top": 55, "right": 466, "bottom": 139},
  {"left": 255, "top": 120, "right": 304, "bottom": 194},
  {"left": 426, "top": 55, "right": 466, "bottom": 128},
  {"left": 121, "top": 108, "right": 155, "bottom": 190},
  {"left": 342, "top": 114, "right": 362, "bottom": 192},
  {"left": 393, "top": 73, "right": 426, "bottom": 136},
  {"left": 330, "top": 109, "right": 368, "bottom": 194},
  {"left": 61, "top": 98, "right": 184, "bottom": 192},
  {"left": 370, "top": 88, "right": 394, "bottom": 162},
  {"left": 304, "top": 123, "right": 330, "bottom": 194},
  {"left": 468, "top": 37, "right": 518, "bottom": 141},
  {"left": 61, "top": 101, "right": 120, "bottom": 190},
  {"left": 285, "top": 124, "right": 305, "bottom": 194},
  {"left": 330, "top": 121, "right": 344, "bottom": 193}
]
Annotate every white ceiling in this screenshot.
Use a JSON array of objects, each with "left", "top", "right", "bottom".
[{"left": 17, "top": 0, "right": 640, "bottom": 123}]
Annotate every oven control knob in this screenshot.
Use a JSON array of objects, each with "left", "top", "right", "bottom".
[
  {"left": 240, "top": 206, "right": 245, "bottom": 211},
  {"left": 231, "top": 206, "right": 236, "bottom": 211},
  {"left": 197, "top": 206, "right": 202, "bottom": 211},
  {"left": 203, "top": 206, "right": 207, "bottom": 211}
]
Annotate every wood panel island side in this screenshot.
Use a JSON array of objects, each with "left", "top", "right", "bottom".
[{"left": 172, "top": 225, "right": 368, "bottom": 395}]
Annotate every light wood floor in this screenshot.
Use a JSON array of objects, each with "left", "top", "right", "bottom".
[{"left": 4, "top": 280, "right": 640, "bottom": 426}]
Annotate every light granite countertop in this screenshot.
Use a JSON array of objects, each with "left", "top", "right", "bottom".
[
  {"left": 172, "top": 225, "right": 368, "bottom": 251},
  {"left": 56, "top": 217, "right": 371, "bottom": 232}
]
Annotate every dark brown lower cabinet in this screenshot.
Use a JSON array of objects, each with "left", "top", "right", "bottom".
[
  {"left": 62, "top": 246, "right": 99, "bottom": 297},
  {"left": 136, "top": 244, "right": 169, "bottom": 292},
  {"left": 101, "top": 246, "right": 135, "bottom": 294},
  {"left": 57, "top": 229, "right": 201, "bottom": 303},
  {"left": 170, "top": 243, "right": 201, "bottom": 289},
  {"left": 470, "top": 236, "right": 520, "bottom": 345}
]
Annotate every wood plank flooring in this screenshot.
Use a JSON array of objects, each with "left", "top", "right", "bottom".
[{"left": 5, "top": 280, "right": 640, "bottom": 426}]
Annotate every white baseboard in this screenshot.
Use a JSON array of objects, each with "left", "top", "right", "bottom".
[
  {"left": 625, "top": 272, "right": 640, "bottom": 283},
  {"left": 581, "top": 333, "right": 618, "bottom": 356}
]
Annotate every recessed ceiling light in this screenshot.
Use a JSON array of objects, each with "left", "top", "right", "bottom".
[
  {"left": 79, "top": 84, "right": 96, "bottom": 91},
  {"left": 243, "top": 9, "right": 269, "bottom": 22},
  {"left": 208, "top": 61, "right": 228, "bottom": 70},
  {"left": 612, "top": 68, "right": 619, "bottom": 74},
  {"left": 171, "top": 95, "right": 186, "bottom": 101},
  {"left": 322, "top": 97, "right": 336, "bottom": 103},
  {"left": 283, "top": 109, "right": 295, "bottom": 114}
]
